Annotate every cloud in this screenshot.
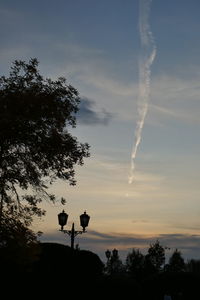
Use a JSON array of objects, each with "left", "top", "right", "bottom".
[
  {"left": 39, "top": 229, "right": 200, "bottom": 262},
  {"left": 149, "top": 74, "right": 200, "bottom": 124},
  {"left": 79, "top": 71, "right": 136, "bottom": 97},
  {"left": 77, "top": 97, "right": 112, "bottom": 125}
]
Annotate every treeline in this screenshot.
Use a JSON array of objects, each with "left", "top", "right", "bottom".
[
  {"left": 1, "top": 234, "right": 200, "bottom": 299},
  {"left": 103, "top": 241, "right": 200, "bottom": 299},
  {"left": 105, "top": 241, "right": 186, "bottom": 276},
  {"left": 0, "top": 193, "right": 198, "bottom": 299}
]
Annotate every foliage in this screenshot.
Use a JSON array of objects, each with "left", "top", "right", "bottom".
[
  {"left": 167, "top": 249, "right": 185, "bottom": 272},
  {"left": 105, "top": 249, "right": 124, "bottom": 275},
  {"left": 126, "top": 248, "right": 145, "bottom": 278},
  {"left": 146, "top": 240, "right": 166, "bottom": 272},
  {"left": 0, "top": 58, "right": 90, "bottom": 221},
  {"left": 0, "top": 208, "right": 40, "bottom": 273},
  {"left": 186, "top": 259, "right": 200, "bottom": 275}
]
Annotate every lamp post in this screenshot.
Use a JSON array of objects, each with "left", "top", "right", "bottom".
[{"left": 58, "top": 210, "right": 90, "bottom": 250}]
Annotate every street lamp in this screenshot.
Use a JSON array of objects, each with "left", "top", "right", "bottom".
[
  {"left": 58, "top": 210, "right": 90, "bottom": 250},
  {"left": 105, "top": 249, "right": 111, "bottom": 261}
]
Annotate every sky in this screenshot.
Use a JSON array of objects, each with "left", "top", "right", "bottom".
[{"left": 1, "top": 0, "right": 200, "bottom": 262}]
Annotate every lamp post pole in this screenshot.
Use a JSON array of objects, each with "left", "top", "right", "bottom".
[
  {"left": 71, "top": 223, "right": 75, "bottom": 250},
  {"left": 62, "top": 222, "right": 83, "bottom": 250},
  {"left": 58, "top": 210, "right": 90, "bottom": 250}
]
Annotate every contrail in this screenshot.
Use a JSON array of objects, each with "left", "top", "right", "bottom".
[{"left": 128, "top": 0, "right": 156, "bottom": 184}]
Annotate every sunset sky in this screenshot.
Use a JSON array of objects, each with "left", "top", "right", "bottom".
[{"left": 1, "top": 0, "right": 200, "bottom": 261}]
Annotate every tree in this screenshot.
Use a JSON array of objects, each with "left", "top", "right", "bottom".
[
  {"left": 126, "top": 248, "right": 145, "bottom": 278},
  {"left": 0, "top": 58, "right": 90, "bottom": 222},
  {"left": 146, "top": 240, "right": 166, "bottom": 272},
  {"left": 105, "top": 249, "right": 124, "bottom": 275},
  {"left": 187, "top": 259, "right": 200, "bottom": 275},
  {"left": 0, "top": 207, "right": 40, "bottom": 275},
  {"left": 167, "top": 249, "right": 185, "bottom": 272}
]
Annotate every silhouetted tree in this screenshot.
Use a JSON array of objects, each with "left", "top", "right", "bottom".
[
  {"left": 74, "top": 249, "right": 104, "bottom": 281},
  {"left": 167, "top": 249, "right": 185, "bottom": 272},
  {"left": 0, "top": 208, "right": 40, "bottom": 275},
  {"left": 0, "top": 58, "right": 90, "bottom": 223},
  {"left": 105, "top": 249, "right": 124, "bottom": 275},
  {"left": 146, "top": 240, "right": 166, "bottom": 273},
  {"left": 32, "top": 242, "right": 104, "bottom": 295},
  {"left": 126, "top": 248, "right": 145, "bottom": 279},
  {"left": 186, "top": 259, "right": 200, "bottom": 276}
]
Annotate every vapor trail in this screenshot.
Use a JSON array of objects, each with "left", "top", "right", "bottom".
[{"left": 128, "top": 0, "right": 156, "bottom": 184}]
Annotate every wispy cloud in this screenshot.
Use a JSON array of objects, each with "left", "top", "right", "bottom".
[
  {"left": 4, "top": 40, "right": 200, "bottom": 125},
  {"left": 149, "top": 74, "right": 200, "bottom": 124},
  {"left": 78, "top": 71, "right": 136, "bottom": 97}
]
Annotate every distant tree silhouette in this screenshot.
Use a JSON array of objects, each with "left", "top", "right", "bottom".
[
  {"left": 186, "top": 259, "right": 200, "bottom": 275},
  {"left": 145, "top": 240, "right": 166, "bottom": 273},
  {"left": 0, "top": 58, "right": 90, "bottom": 224},
  {"left": 126, "top": 248, "right": 145, "bottom": 280},
  {"left": 104, "top": 248, "right": 141, "bottom": 298},
  {"left": 102, "top": 244, "right": 200, "bottom": 300},
  {"left": 105, "top": 249, "right": 124, "bottom": 275},
  {"left": 167, "top": 249, "right": 185, "bottom": 273}
]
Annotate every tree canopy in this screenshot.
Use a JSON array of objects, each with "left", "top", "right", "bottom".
[
  {"left": 167, "top": 249, "right": 185, "bottom": 272},
  {"left": 146, "top": 240, "right": 166, "bottom": 272},
  {"left": 0, "top": 206, "right": 40, "bottom": 275},
  {"left": 126, "top": 248, "right": 145, "bottom": 277},
  {"left": 0, "top": 58, "right": 90, "bottom": 222}
]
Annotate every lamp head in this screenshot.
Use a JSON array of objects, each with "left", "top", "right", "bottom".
[
  {"left": 80, "top": 211, "right": 90, "bottom": 232},
  {"left": 58, "top": 210, "right": 68, "bottom": 230}
]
